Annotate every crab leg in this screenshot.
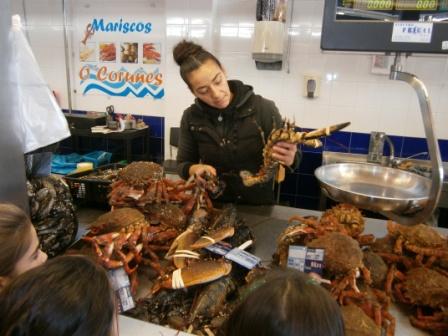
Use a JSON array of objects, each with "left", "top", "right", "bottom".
[{"left": 302, "top": 121, "right": 351, "bottom": 140}]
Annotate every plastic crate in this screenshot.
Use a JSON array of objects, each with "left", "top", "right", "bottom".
[{"left": 64, "top": 163, "right": 125, "bottom": 207}]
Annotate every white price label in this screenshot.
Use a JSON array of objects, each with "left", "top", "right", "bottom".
[
  {"left": 287, "top": 245, "right": 325, "bottom": 275},
  {"left": 206, "top": 242, "right": 261, "bottom": 269},
  {"left": 108, "top": 267, "right": 135, "bottom": 312},
  {"left": 392, "top": 22, "right": 433, "bottom": 43},
  {"left": 225, "top": 248, "right": 261, "bottom": 269}
]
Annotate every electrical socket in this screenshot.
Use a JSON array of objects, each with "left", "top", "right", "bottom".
[{"left": 303, "top": 74, "right": 321, "bottom": 98}]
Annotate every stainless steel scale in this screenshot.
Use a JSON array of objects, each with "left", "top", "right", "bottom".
[{"left": 315, "top": 54, "right": 444, "bottom": 226}]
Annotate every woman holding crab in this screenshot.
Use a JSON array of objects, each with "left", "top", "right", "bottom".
[{"left": 173, "top": 40, "right": 300, "bottom": 205}]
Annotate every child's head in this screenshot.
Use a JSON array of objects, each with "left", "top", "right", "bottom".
[
  {"left": 0, "top": 203, "right": 47, "bottom": 288},
  {"left": 223, "top": 269, "right": 345, "bottom": 336},
  {"left": 0, "top": 255, "right": 116, "bottom": 336}
]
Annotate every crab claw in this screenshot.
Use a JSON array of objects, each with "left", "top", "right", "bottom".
[
  {"left": 152, "top": 259, "right": 232, "bottom": 294},
  {"left": 165, "top": 229, "right": 200, "bottom": 269},
  {"left": 190, "top": 226, "right": 235, "bottom": 250}
]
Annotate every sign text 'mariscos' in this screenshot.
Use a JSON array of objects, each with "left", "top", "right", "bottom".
[{"left": 91, "top": 18, "right": 152, "bottom": 34}]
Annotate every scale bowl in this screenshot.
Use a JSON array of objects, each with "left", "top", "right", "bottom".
[{"left": 315, "top": 163, "right": 431, "bottom": 215}]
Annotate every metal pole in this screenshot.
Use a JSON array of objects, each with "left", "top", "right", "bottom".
[{"left": 386, "top": 53, "right": 444, "bottom": 226}]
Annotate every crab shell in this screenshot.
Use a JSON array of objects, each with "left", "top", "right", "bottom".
[
  {"left": 341, "top": 303, "right": 381, "bottom": 336},
  {"left": 307, "top": 232, "right": 364, "bottom": 276},
  {"left": 89, "top": 207, "right": 147, "bottom": 235},
  {"left": 117, "top": 161, "right": 164, "bottom": 187},
  {"left": 387, "top": 222, "right": 447, "bottom": 249},
  {"left": 321, "top": 203, "right": 365, "bottom": 238},
  {"left": 401, "top": 267, "right": 448, "bottom": 308}
]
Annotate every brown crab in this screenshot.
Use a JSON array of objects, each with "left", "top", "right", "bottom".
[{"left": 240, "top": 120, "right": 350, "bottom": 187}]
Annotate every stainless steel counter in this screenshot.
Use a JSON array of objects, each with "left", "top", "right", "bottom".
[{"left": 116, "top": 204, "right": 447, "bottom": 336}]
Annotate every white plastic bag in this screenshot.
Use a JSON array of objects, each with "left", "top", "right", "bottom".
[{"left": 11, "top": 15, "right": 70, "bottom": 154}]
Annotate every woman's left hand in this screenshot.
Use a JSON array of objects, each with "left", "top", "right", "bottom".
[{"left": 271, "top": 142, "right": 297, "bottom": 166}]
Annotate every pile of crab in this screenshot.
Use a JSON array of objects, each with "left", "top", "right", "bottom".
[
  {"left": 273, "top": 203, "right": 448, "bottom": 336},
  {"left": 77, "top": 161, "right": 255, "bottom": 335},
  {"left": 125, "top": 200, "right": 254, "bottom": 335},
  {"left": 370, "top": 220, "right": 448, "bottom": 336}
]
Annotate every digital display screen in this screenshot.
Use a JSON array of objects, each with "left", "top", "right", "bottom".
[{"left": 340, "top": 0, "right": 448, "bottom": 11}]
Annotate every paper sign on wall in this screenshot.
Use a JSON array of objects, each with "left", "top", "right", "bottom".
[{"left": 77, "top": 17, "right": 164, "bottom": 100}]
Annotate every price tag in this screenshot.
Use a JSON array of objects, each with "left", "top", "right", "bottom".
[
  {"left": 392, "top": 22, "right": 433, "bottom": 43},
  {"left": 287, "top": 245, "right": 325, "bottom": 275},
  {"left": 108, "top": 267, "right": 135, "bottom": 312},
  {"left": 205, "top": 242, "right": 261, "bottom": 269},
  {"left": 225, "top": 248, "right": 261, "bottom": 269},
  {"left": 205, "top": 243, "right": 232, "bottom": 256}
]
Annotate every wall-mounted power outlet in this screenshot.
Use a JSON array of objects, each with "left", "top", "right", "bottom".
[{"left": 303, "top": 74, "right": 321, "bottom": 98}]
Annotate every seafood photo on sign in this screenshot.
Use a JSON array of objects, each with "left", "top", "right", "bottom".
[
  {"left": 79, "top": 42, "right": 96, "bottom": 62},
  {"left": 121, "top": 42, "right": 138, "bottom": 63},
  {"left": 99, "top": 42, "right": 116, "bottom": 62},
  {"left": 143, "top": 43, "right": 161, "bottom": 64}
]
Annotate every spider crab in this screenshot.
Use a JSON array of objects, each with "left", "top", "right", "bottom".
[
  {"left": 240, "top": 120, "right": 350, "bottom": 187},
  {"left": 342, "top": 285, "right": 395, "bottom": 336},
  {"left": 386, "top": 221, "right": 448, "bottom": 266},
  {"left": 274, "top": 207, "right": 373, "bottom": 267},
  {"left": 391, "top": 267, "right": 448, "bottom": 335},
  {"left": 109, "top": 161, "right": 191, "bottom": 207},
  {"left": 307, "top": 232, "right": 372, "bottom": 301},
  {"left": 82, "top": 208, "right": 178, "bottom": 292},
  {"left": 321, "top": 203, "right": 366, "bottom": 238}
]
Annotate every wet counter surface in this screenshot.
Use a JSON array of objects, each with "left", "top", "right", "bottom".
[{"left": 112, "top": 204, "right": 444, "bottom": 336}]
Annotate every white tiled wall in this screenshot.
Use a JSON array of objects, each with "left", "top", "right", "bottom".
[{"left": 13, "top": 0, "right": 448, "bottom": 157}]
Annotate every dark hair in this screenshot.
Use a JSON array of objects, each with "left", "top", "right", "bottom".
[
  {"left": 0, "top": 255, "right": 115, "bottom": 336},
  {"left": 223, "top": 269, "right": 345, "bottom": 336},
  {"left": 172, "top": 40, "right": 222, "bottom": 88},
  {"left": 0, "top": 203, "right": 32, "bottom": 277}
]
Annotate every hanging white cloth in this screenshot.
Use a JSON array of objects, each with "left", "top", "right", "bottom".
[{"left": 10, "top": 15, "right": 70, "bottom": 154}]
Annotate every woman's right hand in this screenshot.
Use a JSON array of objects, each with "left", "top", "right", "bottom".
[{"left": 189, "top": 164, "right": 216, "bottom": 184}]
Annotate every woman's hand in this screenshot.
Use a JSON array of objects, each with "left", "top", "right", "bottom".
[
  {"left": 189, "top": 164, "right": 217, "bottom": 184},
  {"left": 271, "top": 142, "right": 297, "bottom": 166}
]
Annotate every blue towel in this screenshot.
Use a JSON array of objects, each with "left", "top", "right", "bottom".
[{"left": 51, "top": 151, "right": 112, "bottom": 175}]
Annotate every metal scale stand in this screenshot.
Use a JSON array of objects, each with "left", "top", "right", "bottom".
[
  {"left": 316, "top": 53, "right": 444, "bottom": 226},
  {"left": 388, "top": 53, "right": 444, "bottom": 225}
]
